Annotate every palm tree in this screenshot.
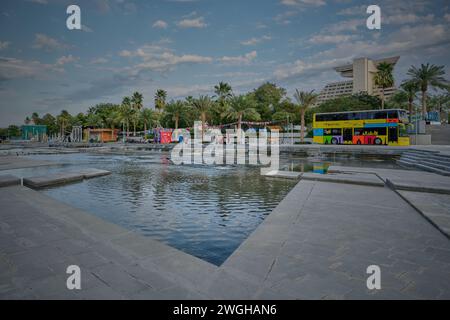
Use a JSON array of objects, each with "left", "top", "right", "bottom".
[
  {"left": 407, "top": 63, "right": 449, "bottom": 119},
  {"left": 214, "top": 82, "right": 233, "bottom": 100},
  {"left": 192, "top": 95, "right": 213, "bottom": 142},
  {"left": 165, "top": 100, "right": 186, "bottom": 130},
  {"left": 293, "top": 89, "right": 318, "bottom": 143},
  {"left": 400, "top": 80, "right": 419, "bottom": 121},
  {"left": 224, "top": 95, "right": 260, "bottom": 131},
  {"left": 120, "top": 97, "right": 133, "bottom": 138},
  {"left": 131, "top": 92, "right": 143, "bottom": 136},
  {"left": 31, "top": 112, "right": 40, "bottom": 125},
  {"left": 141, "top": 108, "right": 156, "bottom": 137},
  {"left": 374, "top": 62, "right": 394, "bottom": 110},
  {"left": 154, "top": 89, "right": 167, "bottom": 112},
  {"left": 24, "top": 117, "right": 31, "bottom": 125}
]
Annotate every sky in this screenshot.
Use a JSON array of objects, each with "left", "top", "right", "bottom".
[{"left": 0, "top": 0, "right": 449, "bottom": 126}]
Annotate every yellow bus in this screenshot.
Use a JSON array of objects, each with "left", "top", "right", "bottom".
[{"left": 313, "top": 109, "right": 410, "bottom": 146}]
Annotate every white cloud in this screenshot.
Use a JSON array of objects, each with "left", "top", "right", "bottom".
[
  {"left": 0, "top": 56, "right": 54, "bottom": 82},
  {"left": 241, "top": 35, "right": 271, "bottom": 46},
  {"left": 56, "top": 55, "right": 78, "bottom": 66},
  {"left": 219, "top": 51, "right": 257, "bottom": 65},
  {"left": 32, "top": 34, "right": 69, "bottom": 51},
  {"left": 280, "top": 0, "right": 325, "bottom": 7},
  {"left": 90, "top": 57, "right": 109, "bottom": 64},
  {"left": 443, "top": 13, "right": 450, "bottom": 22},
  {"left": 384, "top": 13, "right": 434, "bottom": 25},
  {"left": 177, "top": 17, "right": 207, "bottom": 28},
  {"left": 153, "top": 20, "right": 168, "bottom": 29},
  {"left": 308, "top": 34, "right": 355, "bottom": 45},
  {"left": 0, "top": 41, "right": 9, "bottom": 50}
]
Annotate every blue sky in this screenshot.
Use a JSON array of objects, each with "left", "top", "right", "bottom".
[{"left": 0, "top": 0, "right": 449, "bottom": 126}]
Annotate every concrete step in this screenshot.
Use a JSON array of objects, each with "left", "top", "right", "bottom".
[
  {"left": 402, "top": 153, "right": 450, "bottom": 164},
  {"left": 399, "top": 161, "right": 450, "bottom": 176},
  {"left": 405, "top": 150, "right": 450, "bottom": 160},
  {"left": 402, "top": 155, "right": 450, "bottom": 167}
]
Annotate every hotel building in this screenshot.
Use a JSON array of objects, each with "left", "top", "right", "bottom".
[{"left": 317, "top": 56, "right": 400, "bottom": 105}]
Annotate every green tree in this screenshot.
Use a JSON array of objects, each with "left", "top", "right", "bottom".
[
  {"left": 407, "top": 63, "right": 449, "bottom": 119},
  {"left": 400, "top": 80, "right": 419, "bottom": 121},
  {"left": 224, "top": 95, "right": 260, "bottom": 131},
  {"left": 155, "top": 89, "right": 167, "bottom": 112},
  {"left": 7, "top": 125, "right": 21, "bottom": 138},
  {"left": 57, "top": 110, "right": 72, "bottom": 137},
  {"left": 214, "top": 82, "right": 233, "bottom": 100},
  {"left": 165, "top": 100, "right": 187, "bottom": 130},
  {"left": 373, "top": 62, "right": 394, "bottom": 110},
  {"left": 119, "top": 97, "right": 133, "bottom": 138},
  {"left": 141, "top": 108, "right": 158, "bottom": 135},
  {"left": 251, "top": 82, "right": 286, "bottom": 120},
  {"left": 31, "top": 112, "right": 41, "bottom": 125},
  {"left": 192, "top": 95, "right": 213, "bottom": 141},
  {"left": 131, "top": 91, "right": 144, "bottom": 135},
  {"left": 41, "top": 113, "right": 58, "bottom": 135},
  {"left": 293, "top": 89, "right": 318, "bottom": 143},
  {"left": 24, "top": 117, "right": 31, "bottom": 125}
]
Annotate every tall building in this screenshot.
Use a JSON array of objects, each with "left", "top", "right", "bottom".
[{"left": 317, "top": 56, "right": 399, "bottom": 105}]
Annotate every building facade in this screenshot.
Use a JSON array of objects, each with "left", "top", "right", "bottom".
[{"left": 317, "top": 56, "right": 399, "bottom": 105}]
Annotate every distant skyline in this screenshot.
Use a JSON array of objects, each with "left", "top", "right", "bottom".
[{"left": 1, "top": 0, "right": 449, "bottom": 126}]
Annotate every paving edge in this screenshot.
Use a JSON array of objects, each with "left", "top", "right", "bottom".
[
  {"left": 301, "top": 175, "right": 385, "bottom": 187},
  {"left": 385, "top": 179, "right": 450, "bottom": 241}
]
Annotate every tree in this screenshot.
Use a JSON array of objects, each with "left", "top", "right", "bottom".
[
  {"left": 224, "top": 95, "right": 260, "bottom": 131},
  {"left": 119, "top": 97, "right": 133, "bottom": 138},
  {"left": 57, "top": 110, "right": 72, "bottom": 137},
  {"left": 373, "top": 62, "right": 394, "bottom": 110},
  {"left": 400, "top": 80, "right": 419, "bottom": 121},
  {"left": 141, "top": 108, "right": 157, "bottom": 136},
  {"left": 155, "top": 89, "right": 167, "bottom": 112},
  {"left": 24, "top": 117, "right": 31, "bottom": 125},
  {"left": 31, "top": 112, "right": 41, "bottom": 125},
  {"left": 41, "top": 113, "right": 58, "bottom": 135},
  {"left": 165, "top": 100, "right": 187, "bottom": 130},
  {"left": 293, "top": 89, "right": 318, "bottom": 143},
  {"left": 131, "top": 92, "right": 144, "bottom": 135},
  {"left": 251, "top": 82, "right": 286, "bottom": 120},
  {"left": 7, "top": 125, "right": 21, "bottom": 138},
  {"left": 213, "top": 82, "right": 233, "bottom": 125},
  {"left": 407, "top": 63, "right": 449, "bottom": 119},
  {"left": 192, "top": 95, "right": 213, "bottom": 142},
  {"left": 214, "top": 82, "right": 233, "bottom": 100}
]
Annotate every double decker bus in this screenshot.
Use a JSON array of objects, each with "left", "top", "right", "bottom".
[{"left": 313, "top": 109, "right": 410, "bottom": 146}]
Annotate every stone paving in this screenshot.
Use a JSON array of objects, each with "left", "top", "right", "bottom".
[{"left": 1, "top": 157, "right": 450, "bottom": 299}]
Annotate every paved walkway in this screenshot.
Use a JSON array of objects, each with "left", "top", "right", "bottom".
[{"left": 1, "top": 174, "right": 450, "bottom": 299}]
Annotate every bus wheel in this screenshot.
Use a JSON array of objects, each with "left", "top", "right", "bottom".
[
  {"left": 374, "top": 138, "right": 382, "bottom": 145},
  {"left": 331, "top": 138, "right": 338, "bottom": 144},
  {"left": 356, "top": 140, "right": 361, "bottom": 145}
]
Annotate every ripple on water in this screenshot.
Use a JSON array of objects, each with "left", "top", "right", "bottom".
[{"left": 37, "top": 153, "right": 296, "bottom": 265}]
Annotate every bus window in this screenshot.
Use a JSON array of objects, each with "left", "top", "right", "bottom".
[
  {"left": 388, "top": 127, "right": 398, "bottom": 142},
  {"left": 331, "top": 128, "right": 342, "bottom": 135},
  {"left": 343, "top": 128, "right": 352, "bottom": 142},
  {"left": 374, "top": 111, "right": 388, "bottom": 119},
  {"left": 387, "top": 110, "right": 398, "bottom": 119},
  {"left": 354, "top": 128, "right": 363, "bottom": 136}
]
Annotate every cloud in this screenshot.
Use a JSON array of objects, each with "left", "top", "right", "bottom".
[
  {"left": 273, "top": 22, "right": 450, "bottom": 83},
  {"left": 90, "top": 57, "right": 109, "bottom": 64},
  {"left": 308, "top": 34, "right": 355, "bottom": 45},
  {"left": 219, "top": 51, "right": 257, "bottom": 65},
  {"left": 445, "top": 13, "right": 450, "bottom": 22},
  {"left": 153, "top": 20, "right": 168, "bottom": 29},
  {"left": 119, "top": 44, "right": 213, "bottom": 73},
  {"left": 32, "top": 33, "right": 69, "bottom": 51},
  {"left": 27, "top": 0, "right": 48, "bottom": 4},
  {"left": 384, "top": 13, "right": 434, "bottom": 25},
  {"left": 177, "top": 17, "right": 207, "bottom": 28},
  {"left": 0, "top": 41, "right": 9, "bottom": 50},
  {"left": 0, "top": 56, "right": 54, "bottom": 82},
  {"left": 280, "top": 0, "right": 326, "bottom": 7},
  {"left": 241, "top": 35, "right": 271, "bottom": 46},
  {"left": 56, "top": 55, "right": 78, "bottom": 66}
]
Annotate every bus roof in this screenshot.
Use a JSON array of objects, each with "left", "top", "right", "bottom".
[{"left": 314, "top": 109, "right": 407, "bottom": 116}]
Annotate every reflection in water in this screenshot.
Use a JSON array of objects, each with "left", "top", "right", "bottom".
[
  {"left": 6, "top": 152, "right": 406, "bottom": 265},
  {"left": 20, "top": 153, "right": 295, "bottom": 265}
]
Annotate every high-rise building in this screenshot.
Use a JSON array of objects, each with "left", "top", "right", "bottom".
[{"left": 317, "top": 56, "right": 399, "bottom": 105}]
